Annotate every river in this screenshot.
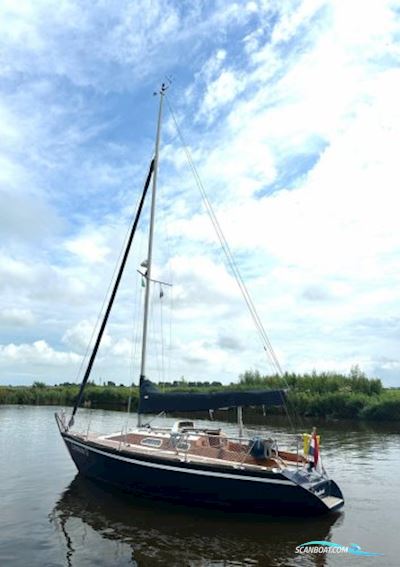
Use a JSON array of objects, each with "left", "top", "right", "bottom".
[{"left": 0, "top": 405, "right": 397, "bottom": 566}]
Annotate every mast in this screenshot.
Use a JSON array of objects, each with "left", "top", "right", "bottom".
[{"left": 138, "top": 83, "right": 166, "bottom": 427}]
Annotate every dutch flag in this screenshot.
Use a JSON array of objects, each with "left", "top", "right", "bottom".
[{"left": 308, "top": 430, "right": 319, "bottom": 466}]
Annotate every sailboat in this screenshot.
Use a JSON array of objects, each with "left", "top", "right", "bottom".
[{"left": 56, "top": 83, "right": 344, "bottom": 516}]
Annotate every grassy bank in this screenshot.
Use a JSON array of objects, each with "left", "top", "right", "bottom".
[
  {"left": 0, "top": 382, "right": 137, "bottom": 408},
  {"left": 238, "top": 369, "right": 400, "bottom": 421},
  {"left": 1, "top": 369, "right": 399, "bottom": 421}
]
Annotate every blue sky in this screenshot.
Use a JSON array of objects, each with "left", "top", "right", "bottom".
[{"left": 1, "top": 0, "right": 400, "bottom": 386}]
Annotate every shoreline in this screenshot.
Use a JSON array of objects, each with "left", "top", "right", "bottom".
[{"left": 1, "top": 378, "right": 400, "bottom": 422}]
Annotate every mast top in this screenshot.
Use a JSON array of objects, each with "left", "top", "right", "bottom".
[{"left": 154, "top": 80, "right": 170, "bottom": 97}]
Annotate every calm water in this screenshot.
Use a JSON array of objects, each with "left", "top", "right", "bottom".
[{"left": 0, "top": 405, "right": 398, "bottom": 566}]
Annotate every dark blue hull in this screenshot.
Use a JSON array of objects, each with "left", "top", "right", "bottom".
[{"left": 61, "top": 433, "right": 343, "bottom": 516}]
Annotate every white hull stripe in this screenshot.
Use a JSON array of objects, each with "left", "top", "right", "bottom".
[{"left": 65, "top": 436, "right": 295, "bottom": 486}]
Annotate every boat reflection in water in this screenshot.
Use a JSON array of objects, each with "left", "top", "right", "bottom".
[{"left": 51, "top": 475, "right": 342, "bottom": 566}]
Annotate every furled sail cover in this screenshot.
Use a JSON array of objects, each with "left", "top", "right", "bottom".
[{"left": 138, "top": 379, "right": 286, "bottom": 414}]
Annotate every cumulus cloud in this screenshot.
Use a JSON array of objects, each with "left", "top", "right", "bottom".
[
  {"left": 62, "top": 320, "right": 111, "bottom": 353},
  {"left": 64, "top": 233, "right": 112, "bottom": 264},
  {"left": 0, "top": 340, "right": 81, "bottom": 368},
  {"left": 0, "top": 308, "right": 34, "bottom": 326}
]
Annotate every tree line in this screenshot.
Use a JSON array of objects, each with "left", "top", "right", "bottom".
[{"left": 0, "top": 368, "right": 399, "bottom": 421}]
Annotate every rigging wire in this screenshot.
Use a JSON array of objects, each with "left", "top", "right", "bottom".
[
  {"left": 159, "top": 284, "right": 166, "bottom": 384},
  {"left": 158, "top": 181, "right": 174, "bottom": 388},
  {"left": 148, "top": 278, "right": 162, "bottom": 384},
  {"left": 126, "top": 281, "right": 145, "bottom": 427},
  {"left": 167, "top": 283, "right": 174, "bottom": 388},
  {"left": 166, "top": 97, "right": 283, "bottom": 376},
  {"left": 125, "top": 230, "right": 146, "bottom": 428},
  {"left": 72, "top": 187, "right": 145, "bottom": 387},
  {"left": 129, "top": 224, "right": 147, "bottom": 378},
  {"left": 166, "top": 96, "right": 304, "bottom": 431},
  {"left": 130, "top": 281, "right": 145, "bottom": 383}
]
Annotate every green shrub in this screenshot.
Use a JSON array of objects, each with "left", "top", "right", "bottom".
[{"left": 360, "top": 397, "right": 400, "bottom": 421}]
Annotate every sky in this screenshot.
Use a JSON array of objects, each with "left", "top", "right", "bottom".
[{"left": 1, "top": 0, "right": 400, "bottom": 387}]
